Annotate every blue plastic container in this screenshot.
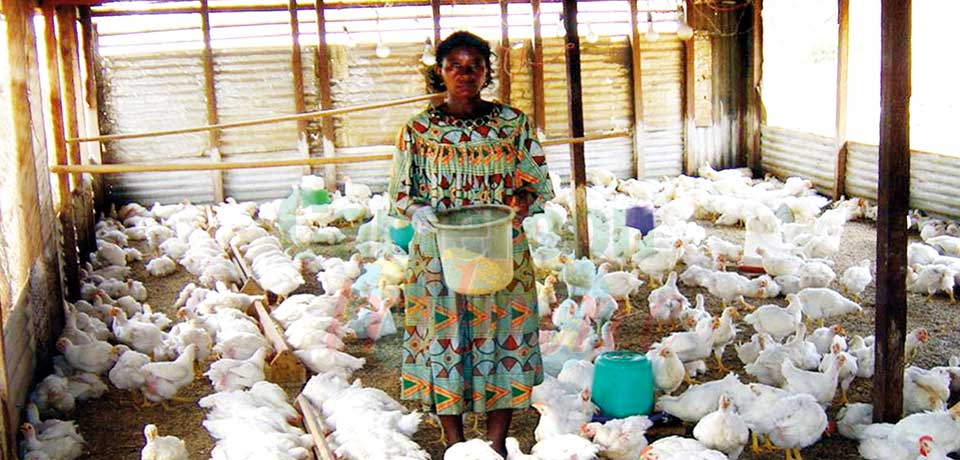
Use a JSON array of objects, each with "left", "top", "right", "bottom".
[
  {"left": 591, "top": 350, "right": 655, "bottom": 418},
  {"left": 389, "top": 221, "right": 415, "bottom": 252},
  {"left": 625, "top": 205, "right": 656, "bottom": 235}
]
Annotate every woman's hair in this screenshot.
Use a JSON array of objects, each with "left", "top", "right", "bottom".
[{"left": 428, "top": 31, "right": 495, "bottom": 92}]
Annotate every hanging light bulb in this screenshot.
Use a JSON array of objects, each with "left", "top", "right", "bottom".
[
  {"left": 676, "top": 7, "right": 693, "bottom": 40},
  {"left": 511, "top": 40, "right": 525, "bottom": 50},
  {"left": 555, "top": 15, "right": 566, "bottom": 38},
  {"left": 420, "top": 38, "right": 436, "bottom": 66},
  {"left": 586, "top": 24, "right": 599, "bottom": 44},
  {"left": 376, "top": 36, "right": 392, "bottom": 58},
  {"left": 644, "top": 12, "right": 659, "bottom": 42},
  {"left": 342, "top": 25, "right": 356, "bottom": 48}
]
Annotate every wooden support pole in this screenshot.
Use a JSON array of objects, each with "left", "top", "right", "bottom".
[
  {"left": 43, "top": 5, "right": 81, "bottom": 301},
  {"left": 833, "top": 0, "right": 849, "bottom": 200},
  {"left": 0, "top": 2, "right": 37, "bottom": 456},
  {"left": 200, "top": 0, "right": 225, "bottom": 202},
  {"left": 681, "top": 0, "right": 695, "bottom": 176},
  {"left": 314, "top": 0, "right": 338, "bottom": 191},
  {"left": 69, "top": 93, "right": 440, "bottom": 144},
  {"left": 498, "top": 0, "right": 511, "bottom": 104},
  {"left": 78, "top": 8, "right": 107, "bottom": 213},
  {"left": 57, "top": 6, "right": 95, "bottom": 263},
  {"left": 51, "top": 153, "right": 395, "bottom": 174},
  {"left": 748, "top": 0, "right": 763, "bottom": 176},
  {"left": 56, "top": 7, "right": 82, "bottom": 190},
  {"left": 288, "top": 0, "right": 312, "bottom": 176},
  {"left": 561, "top": 0, "right": 589, "bottom": 259},
  {"left": 43, "top": 6, "right": 71, "bottom": 204},
  {"left": 530, "top": 0, "right": 546, "bottom": 136},
  {"left": 873, "top": 0, "right": 911, "bottom": 424},
  {"left": 431, "top": 0, "right": 441, "bottom": 47},
  {"left": 627, "top": 0, "right": 644, "bottom": 179}
]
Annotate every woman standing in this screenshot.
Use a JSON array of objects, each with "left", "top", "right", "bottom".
[{"left": 387, "top": 31, "right": 554, "bottom": 456}]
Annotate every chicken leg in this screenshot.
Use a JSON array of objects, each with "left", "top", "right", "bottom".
[
  {"left": 750, "top": 432, "right": 762, "bottom": 454},
  {"left": 714, "top": 351, "right": 730, "bottom": 373},
  {"left": 624, "top": 296, "right": 633, "bottom": 316},
  {"left": 471, "top": 412, "right": 483, "bottom": 435},
  {"left": 763, "top": 435, "right": 778, "bottom": 452},
  {"left": 738, "top": 297, "right": 755, "bottom": 312}
]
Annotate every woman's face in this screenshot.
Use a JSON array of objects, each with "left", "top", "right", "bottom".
[{"left": 437, "top": 46, "right": 487, "bottom": 99}]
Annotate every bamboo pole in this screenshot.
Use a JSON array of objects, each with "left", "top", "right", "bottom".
[
  {"left": 50, "top": 132, "right": 624, "bottom": 175},
  {"left": 498, "top": 0, "right": 511, "bottom": 104},
  {"left": 833, "top": 0, "right": 849, "bottom": 200},
  {"left": 68, "top": 93, "right": 441, "bottom": 144},
  {"left": 530, "top": 0, "right": 546, "bottom": 136},
  {"left": 628, "top": 0, "right": 644, "bottom": 179},
  {"left": 200, "top": 0, "right": 225, "bottom": 202},
  {"left": 314, "top": 0, "right": 337, "bottom": 191},
  {"left": 56, "top": 6, "right": 83, "bottom": 190},
  {"left": 43, "top": 6, "right": 71, "bottom": 203},
  {"left": 288, "top": 0, "right": 311, "bottom": 176},
  {"left": 51, "top": 154, "right": 395, "bottom": 174},
  {"left": 562, "top": 0, "right": 589, "bottom": 260},
  {"left": 681, "top": 0, "right": 695, "bottom": 176},
  {"left": 78, "top": 8, "right": 107, "bottom": 212}
]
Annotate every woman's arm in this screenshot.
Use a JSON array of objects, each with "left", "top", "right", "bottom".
[
  {"left": 511, "top": 113, "right": 555, "bottom": 219},
  {"left": 387, "top": 125, "right": 424, "bottom": 219}
]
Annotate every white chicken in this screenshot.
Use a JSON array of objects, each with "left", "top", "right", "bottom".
[
  {"left": 140, "top": 424, "right": 188, "bottom": 460},
  {"left": 757, "top": 247, "right": 804, "bottom": 277},
  {"left": 903, "top": 366, "right": 950, "bottom": 415},
  {"left": 647, "top": 345, "right": 685, "bottom": 395},
  {"left": 840, "top": 259, "right": 872, "bottom": 301},
  {"left": 30, "top": 374, "right": 75, "bottom": 416},
  {"left": 633, "top": 240, "right": 684, "bottom": 285},
  {"left": 443, "top": 439, "right": 503, "bottom": 460},
  {"left": 743, "top": 294, "right": 803, "bottom": 342},
  {"left": 560, "top": 256, "right": 598, "bottom": 297},
  {"left": 640, "top": 435, "right": 727, "bottom": 460},
  {"left": 655, "top": 373, "right": 749, "bottom": 423},
  {"left": 111, "top": 308, "right": 167, "bottom": 357},
  {"left": 907, "top": 265, "right": 957, "bottom": 303},
  {"left": 294, "top": 348, "right": 365, "bottom": 377},
  {"left": 781, "top": 355, "right": 843, "bottom": 407},
  {"left": 704, "top": 271, "right": 754, "bottom": 310},
  {"left": 797, "top": 260, "right": 836, "bottom": 289},
  {"left": 140, "top": 344, "right": 197, "bottom": 404},
  {"left": 146, "top": 256, "right": 177, "bottom": 277},
  {"left": 20, "top": 423, "right": 83, "bottom": 460},
  {"left": 692, "top": 394, "right": 749, "bottom": 460},
  {"left": 796, "top": 288, "right": 863, "bottom": 327},
  {"left": 647, "top": 271, "right": 688, "bottom": 331},
  {"left": 108, "top": 345, "right": 151, "bottom": 391},
  {"left": 530, "top": 433, "right": 600, "bottom": 460},
  {"left": 24, "top": 402, "right": 84, "bottom": 444},
  {"left": 818, "top": 336, "right": 858, "bottom": 404},
  {"left": 710, "top": 307, "right": 739, "bottom": 372},
  {"left": 766, "top": 394, "right": 828, "bottom": 460},
  {"left": 57, "top": 338, "right": 117, "bottom": 375},
  {"left": 581, "top": 415, "right": 652, "bottom": 460},
  {"left": 905, "top": 327, "right": 930, "bottom": 364},
  {"left": 205, "top": 346, "right": 267, "bottom": 392}
]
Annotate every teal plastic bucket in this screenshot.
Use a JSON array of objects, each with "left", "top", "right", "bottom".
[
  {"left": 389, "top": 221, "right": 415, "bottom": 252},
  {"left": 301, "top": 188, "right": 331, "bottom": 206},
  {"left": 591, "top": 350, "right": 655, "bottom": 418}
]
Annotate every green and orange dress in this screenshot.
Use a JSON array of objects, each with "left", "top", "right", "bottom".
[{"left": 387, "top": 103, "right": 553, "bottom": 415}]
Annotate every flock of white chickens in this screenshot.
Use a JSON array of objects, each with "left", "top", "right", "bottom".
[{"left": 18, "top": 163, "right": 960, "bottom": 460}]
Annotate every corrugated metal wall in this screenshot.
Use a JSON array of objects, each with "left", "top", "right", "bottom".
[
  {"left": 98, "top": 51, "right": 214, "bottom": 204},
  {"left": 846, "top": 141, "right": 960, "bottom": 217},
  {"left": 760, "top": 125, "right": 836, "bottom": 195},
  {"left": 639, "top": 39, "right": 683, "bottom": 178}
]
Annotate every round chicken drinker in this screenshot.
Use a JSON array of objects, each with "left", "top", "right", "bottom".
[{"left": 434, "top": 205, "right": 515, "bottom": 296}]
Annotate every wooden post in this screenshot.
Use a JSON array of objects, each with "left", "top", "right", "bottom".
[
  {"left": 561, "top": 0, "right": 589, "bottom": 259},
  {"left": 288, "top": 0, "right": 311, "bottom": 176},
  {"left": 431, "top": 0, "right": 441, "bottom": 48},
  {"left": 833, "top": 0, "right": 849, "bottom": 200},
  {"left": 498, "top": 0, "right": 511, "bottom": 104},
  {"left": 314, "top": 0, "right": 337, "bottom": 192},
  {"left": 200, "top": 0, "right": 225, "bottom": 202},
  {"left": 627, "top": 0, "right": 645, "bottom": 179},
  {"left": 530, "top": 0, "right": 546, "bottom": 136},
  {"left": 873, "top": 0, "right": 911, "bottom": 424},
  {"left": 57, "top": 6, "right": 95, "bottom": 262},
  {"left": 681, "top": 0, "right": 695, "bottom": 176},
  {"left": 748, "top": 0, "right": 763, "bottom": 176},
  {"left": 43, "top": 5, "right": 81, "bottom": 300},
  {"left": 56, "top": 7, "right": 82, "bottom": 190},
  {"left": 78, "top": 8, "right": 107, "bottom": 214},
  {"left": 0, "top": 4, "right": 41, "bottom": 458}
]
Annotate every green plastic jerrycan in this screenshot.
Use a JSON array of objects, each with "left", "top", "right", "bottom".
[{"left": 591, "top": 350, "right": 655, "bottom": 418}]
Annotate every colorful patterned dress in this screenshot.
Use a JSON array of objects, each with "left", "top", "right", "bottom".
[{"left": 388, "top": 103, "right": 554, "bottom": 415}]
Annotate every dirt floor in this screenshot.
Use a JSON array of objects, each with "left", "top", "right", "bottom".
[{"left": 66, "top": 217, "right": 960, "bottom": 460}]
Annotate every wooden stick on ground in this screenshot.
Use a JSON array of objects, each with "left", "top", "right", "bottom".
[
  {"left": 228, "top": 240, "right": 264, "bottom": 297},
  {"left": 253, "top": 300, "right": 306, "bottom": 385},
  {"left": 297, "top": 395, "right": 337, "bottom": 460}
]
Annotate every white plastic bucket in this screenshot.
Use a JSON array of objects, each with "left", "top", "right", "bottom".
[{"left": 435, "top": 205, "right": 515, "bottom": 295}]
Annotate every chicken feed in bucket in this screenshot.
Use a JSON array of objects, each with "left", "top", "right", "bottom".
[{"left": 435, "top": 205, "right": 515, "bottom": 295}]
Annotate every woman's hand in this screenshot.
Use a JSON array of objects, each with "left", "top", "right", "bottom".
[{"left": 509, "top": 193, "right": 531, "bottom": 219}]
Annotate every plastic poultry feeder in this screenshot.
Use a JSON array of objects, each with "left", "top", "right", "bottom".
[
  {"left": 625, "top": 205, "right": 656, "bottom": 236},
  {"left": 434, "top": 205, "right": 515, "bottom": 296}
]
